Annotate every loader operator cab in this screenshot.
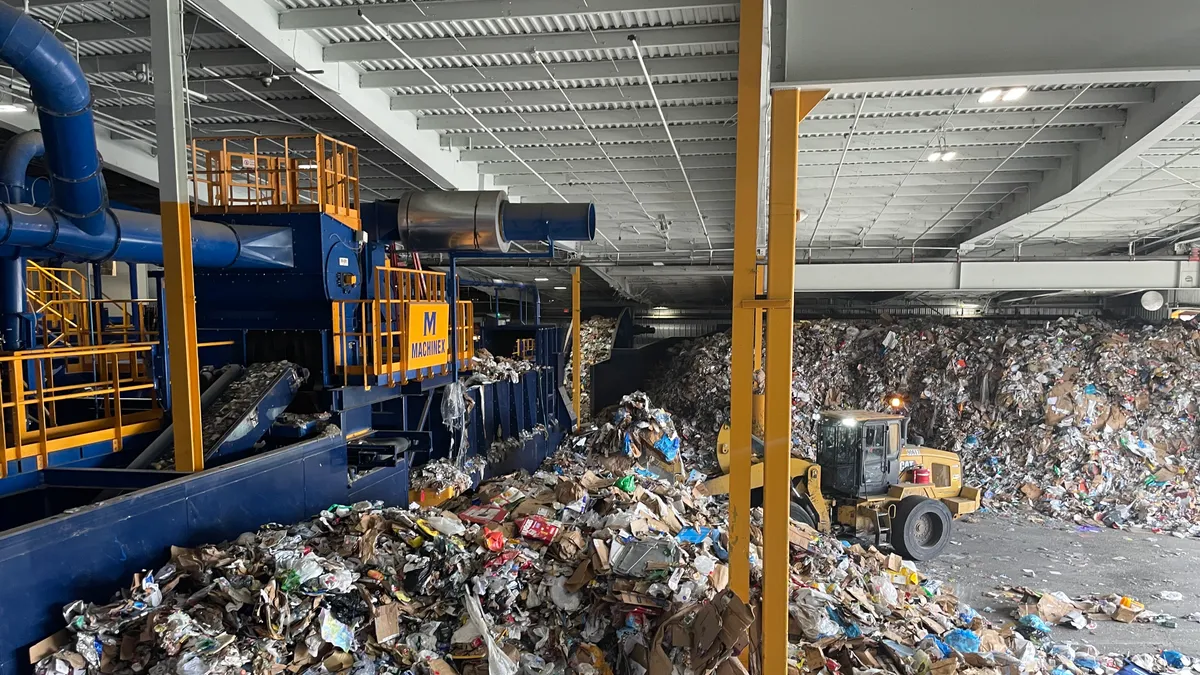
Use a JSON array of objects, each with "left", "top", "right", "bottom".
[{"left": 815, "top": 411, "right": 905, "bottom": 498}]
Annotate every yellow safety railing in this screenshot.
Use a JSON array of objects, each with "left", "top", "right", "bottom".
[
  {"left": 332, "top": 266, "right": 477, "bottom": 388},
  {"left": 458, "top": 301, "right": 475, "bottom": 363},
  {"left": 190, "top": 133, "right": 361, "bottom": 230},
  {"left": 35, "top": 299, "right": 157, "bottom": 357},
  {"left": 25, "top": 262, "right": 86, "bottom": 341},
  {"left": 513, "top": 337, "right": 535, "bottom": 362},
  {"left": 0, "top": 343, "right": 162, "bottom": 478}
]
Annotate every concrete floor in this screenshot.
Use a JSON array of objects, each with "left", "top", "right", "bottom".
[{"left": 921, "top": 510, "right": 1200, "bottom": 657}]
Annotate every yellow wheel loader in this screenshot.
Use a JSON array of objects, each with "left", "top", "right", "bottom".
[{"left": 703, "top": 410, "right": 981, "bottom": 561}]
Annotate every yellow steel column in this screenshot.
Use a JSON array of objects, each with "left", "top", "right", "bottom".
[
  {"left": 751, "top": 261, "right": 766, "bottom": 438},
  {"left": 762, "top": 87, "right": 826, "bottom": 672},
  {"left": 151, "top": 0, "right": 203, "bottom": 471},
  {"left": 729, "top": 0, "right": 769, "bottom": 608},
  {"left": 571, "top": 266, "right": 582, "bottom": 429}
]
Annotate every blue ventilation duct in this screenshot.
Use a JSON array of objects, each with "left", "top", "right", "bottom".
[
  {"left": 0, "top": 206, "right": 294, "bottom": 268},
  {"left": 501, "top": 202, "right": 595, "bottom": 243},
  {"left": 0, "top": 129, "right": 42, "bottom": 204},
  {"left": 0, "top": 5, "right": 107, "bottom": 235},
  {"left": 0, "top": 130, "right": 41, "bottom": 349}
]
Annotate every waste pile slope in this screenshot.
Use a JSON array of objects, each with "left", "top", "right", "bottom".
[
  {"left": 31, "top": 392, "right": 1195, "bottom": 675},
  {"left": 566, "top": 316, "right": 618, "bottom": 423},
  {"left": 648, "top": 318, "right": 1200, "bottom": 531}
]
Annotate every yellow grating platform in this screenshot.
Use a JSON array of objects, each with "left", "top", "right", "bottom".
[{"left": 189, "top": 133, "right": 360, "bottom": 230}]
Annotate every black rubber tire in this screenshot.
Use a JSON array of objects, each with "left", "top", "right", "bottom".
[
  {"left": 790, "top": 500, "right": 818, "bottom": 529},
  {"left": 892, "top": 496, "right": 952, "bottom": 561}
]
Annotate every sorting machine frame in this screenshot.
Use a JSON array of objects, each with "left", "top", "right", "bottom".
[{"left": 0, "top": 8, "right": 596, "bottom": 672}]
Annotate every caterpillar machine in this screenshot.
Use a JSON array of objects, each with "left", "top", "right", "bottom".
[
  {"left": 704, "top": 406, "right": 981, "bottom": 561},
  {"left": 0, "top": 6, "right": 594, "bottom": 674}
]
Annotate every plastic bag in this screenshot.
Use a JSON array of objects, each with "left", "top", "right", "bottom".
[
  {"left": 425, "top": 514, "right": 466, "bottom": 536},
  {"left": 942, "top": 628, "right": 980, "bottom": 654},
  {"left": 615, "top": 476, "right": 637, "bottom": 493},
  {"left": 463, "top": 587, "right": 519, "bottom": 675}
]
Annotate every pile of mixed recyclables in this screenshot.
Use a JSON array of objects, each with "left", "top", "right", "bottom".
[
  {"left": 648, "top": 318, "right": 1200, "bottom": 533},
  {"left": 33, "top": 392, "right": 1190, "bottom": 675},
  {"left": 465, "top": 349, "right": 540, "bottom": 385},
  {"left": 566, "top": 317, "right": 619, "bottom": 424}
]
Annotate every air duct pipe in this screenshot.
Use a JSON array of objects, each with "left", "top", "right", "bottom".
[
  {"left": 0, "top": 5, "right": 108, "bottom": 235},
  {"left": 0, "top": 206, "right": 294, "bottom": 268},
  {"left": 0, "top": 130, "right": 43, "bottom": 204},
  {"left": 367, "top": 191, "right": 596, "bottom": 253},
  {"left": 0, "top": 130, "right": 42, "bottom": 350}
]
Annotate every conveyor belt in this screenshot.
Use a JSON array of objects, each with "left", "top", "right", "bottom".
[{"left": 202, "top": 361, "right": 305, "bottom": 460}]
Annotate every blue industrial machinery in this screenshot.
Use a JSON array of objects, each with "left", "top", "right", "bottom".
[{"left": 0, "top": 7, "right": 595, "bottom": 674}]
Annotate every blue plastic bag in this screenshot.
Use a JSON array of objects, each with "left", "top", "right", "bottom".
[
  {"left": 942, "top": 628, "right": 980, "bottom": 653},
  {"left": 1074, "top": 655, "right": 1100, "bottom": 671},
  {"left": 1163, "top": 651, "right": 1186, "bottom": 668},
  {"left": 654, "top": 434, "right": 680, "bottom": 461},
  {"left": 677, "top": 527, "right": 713, "bottom": 544},
  {"left": 1018, "top": 614, "right": 1052, "bottom": 634}
]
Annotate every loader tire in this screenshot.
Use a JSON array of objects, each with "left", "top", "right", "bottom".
[{"left": 892, "top": 496, "right": 952, "bottom": 561}]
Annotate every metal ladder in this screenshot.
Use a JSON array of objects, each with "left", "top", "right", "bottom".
[{"left": 874, "top": 508, "right": 893, "bottom": 548}]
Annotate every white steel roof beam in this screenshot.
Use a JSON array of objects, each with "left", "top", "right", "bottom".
[
  {"left": 419, "top": 103, "right": 738, "bottom": 130},
  {"left": 57, "top": 14, "right": 223, "bottom": 43},
  {"left": 432, "top": 107, "right": 1120, "bottom": 134},
  {"left": 190, "top": 0, "right": 482, "bottom": 191},
  {"left": 394, "top": 81, "right": 738, "bottom": 111},
  {"left": 361, "top": 54, "right": 737, "bottom": 89},
  {"left": 783, "top": 0, "right": 1200, "bottom": 91},
  {"left": 790, "top": 259, "right": 1200, "bottom": 292},
  {"left": 333, "top": 24, "right": 738, "bottom": 63},
  {"left": 79, "top": 48, "right": 268, "bottom": 74},
  {"left": 953, "top": 82, "right": 1200, "bottom": 248},
  {"left": 462, "top": 140, "right": 737, "bottom": 162},
  {"left": 98, "top": 99, "right": 332, "bottom": 122},
  {"left": 441, "top": 115, "right": 1114, "bottom": 148},
  {"left": 280, "top": 0, "right": 739, "bottom": 30}
]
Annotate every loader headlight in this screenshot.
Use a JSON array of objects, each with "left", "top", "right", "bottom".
[{"left": 841, "top": 417, "right": 857, "bottom": 427}]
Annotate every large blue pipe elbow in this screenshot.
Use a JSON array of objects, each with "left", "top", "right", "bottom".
[
  {"left": 0, "top": 5, "right": 107, "bottom": 235},
  {"left": 501, "top": 202, "right": 596, "bottom": 243},
  {"left": 0, "top": 130, "right": 42, "bottom": 204}
]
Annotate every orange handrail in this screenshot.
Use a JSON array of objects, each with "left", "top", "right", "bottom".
[
  {"left": 0, "top": 343, "right": 162, "bottom": 478},
  {"left": 190, "top": 133, "right": 360, "bottom": 229}
]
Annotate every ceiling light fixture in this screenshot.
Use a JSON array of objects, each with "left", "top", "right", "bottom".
[
  {"left": 0, "top": 103, "right": 26, "bottom": 113},
  {"left": 927, "top": 151, "right": 943, "bottom": 162},
  {"left": 940, "top": 151, "right": 958, "bottom": 161},
  {"left": 534, "top": 277, "right": 549, "bottom": 282},
  {"left": 297, "top": 163, "right": 318, "bottom": 170},
  {"left": 652, "top": 306, "right": 669, "bottom": 311},
  {"left": 978, "top": 89, "right": 1003, "bottom": 104},
  {"left": 553, "top": 286, "right": 567, "bottom": 290},
  {"left": 651, "top": 261, "right": 665, "bottom": 266},
  {"left": 492, "top": 278, "right": 505, "bottom": 284},
  {"left": 1002, "top": 86, "right": 1028, "bottom": 102},
  {"left": 980, "top": 86, "right": 1028, "bottom": 104}
]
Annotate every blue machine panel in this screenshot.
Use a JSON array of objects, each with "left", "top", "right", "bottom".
[{"left": 0, "top": 433, "right": 357, "bottom": 675}]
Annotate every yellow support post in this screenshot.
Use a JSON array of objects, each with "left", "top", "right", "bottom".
[
  {"left": 571, "top": 266, "right": 582, "bottom": 429},
  {"left": 151, "top": 0, "right": 204, "bottom": 472},
  {"left": 729, "top": 0, "right": 770, "bottom": 612},
  {"left": 752, "top": 261, "right": 766, "bottom": 438},
  {"left": 762, "top": 87, "right": 827, "bottom": 673}
]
